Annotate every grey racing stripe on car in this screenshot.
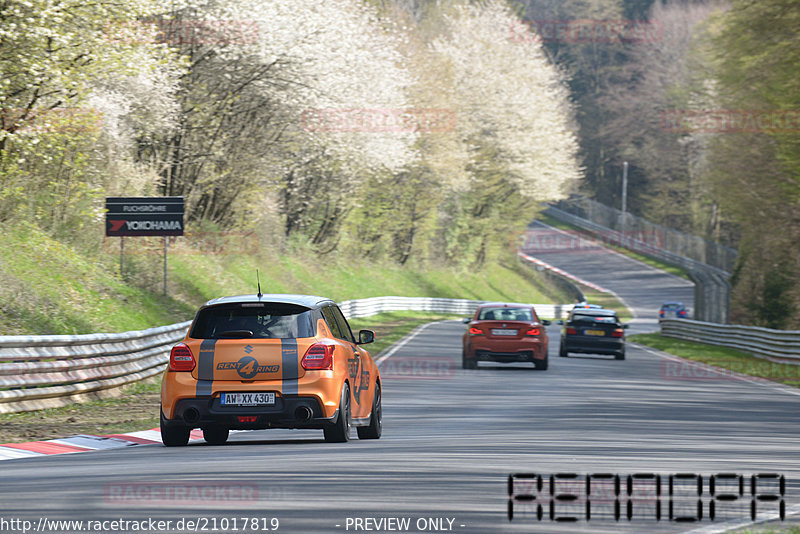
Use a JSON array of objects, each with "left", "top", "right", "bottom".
[
  {"left": 281, "top": 339, "right": 298, "bottom": 396},
  {"left": 196, "top": 339, "right": 217, "bottom": 397}
]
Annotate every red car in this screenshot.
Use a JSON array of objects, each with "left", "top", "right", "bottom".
[{"left": 462, "top": 303, "right": 550, "bottom": 370}]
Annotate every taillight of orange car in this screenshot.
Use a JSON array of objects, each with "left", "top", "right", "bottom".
[
  {"left": 301, "top": 343, "right": 335, "bottom": 370},
  {"left": 169, "top": 343, "right": 195, "bottom": 372}
]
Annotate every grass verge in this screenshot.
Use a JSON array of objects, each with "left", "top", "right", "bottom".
[
  {"left": 537, "top": 214, "right": 690, "bottom": 280},
  {"left": 630, "top": 333, "right": 800, "bottom": 388},
  {"left": 0, "top": 312, "right": 458, "bottom": 443},
  {"left": 0, "top": 219, "right": 572, "bottom": 335}
]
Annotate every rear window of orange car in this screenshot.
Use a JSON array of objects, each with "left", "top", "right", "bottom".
[
  {"left": 478, "top": 307, "right": 535, "bottom": 321},
  {"left": 190, "top": 303, "right": 315, "bottom": 339}
]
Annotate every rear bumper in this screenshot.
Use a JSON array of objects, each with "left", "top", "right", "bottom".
[
  {"left": 465, "top": 338, "right": 547, "bottom": 361},
  {"left": 471, "top": 350, "right": 541, "bottom": 363},
  {"left": 163, "top": 395, "right": 335, "bottom": 430},
  {"left": 160, "top": 369, "right": 343, "bottom": 422},
  {"left": 563, "top": 335, "right": 624, "bottom": 355}
]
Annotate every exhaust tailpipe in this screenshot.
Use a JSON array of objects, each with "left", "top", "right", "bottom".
[
  {"left": 294, "top": 406, "right": 313, "bottom": 422},
  {"left": 183, "top": 407, "right": 200, "bottom": 425}
]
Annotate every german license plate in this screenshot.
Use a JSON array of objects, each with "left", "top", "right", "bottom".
[
  {"left": 492, "top": 329, "right": 517, "bottom": 336},
  {"left": 220, "top": 392, "right": 275, "bottom": 406},
  {"left": 584, "top": 329, "right": 605, "bottom": 336}
]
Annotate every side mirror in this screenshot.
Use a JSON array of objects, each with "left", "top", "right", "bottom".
[
  {"left": 622, "top": 324, "right": 629, "bottom": 329},
  {"left": 541, "top": 320, "right": 551, "bottom": 326},
  {"left": 358, "top": 329, "right": 375, "bottom": 345},
  {"left": 556, "top": 320, "right": 564, "bottom": 325},
  {"left": 462, "top": 317, "right": 471, "bottom": 324}
]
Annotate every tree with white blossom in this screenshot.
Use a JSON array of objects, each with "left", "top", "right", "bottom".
[
  {"left": 0, "top": 0, "right": 179, "bottom": 227},
  {"left": 422, "top": 0, "right": 581, "bottom": 264},
  {"left": 142, "top": 0, "right": 417, "bottom": 239}
]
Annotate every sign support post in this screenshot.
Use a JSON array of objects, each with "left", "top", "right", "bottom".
[{"left": 163, "top": 237, "right": 168, "bottom": 295}]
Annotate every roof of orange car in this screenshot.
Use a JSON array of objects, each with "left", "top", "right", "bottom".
[{"left": 202, "top": 294, "right": 334, "bottom": 309}]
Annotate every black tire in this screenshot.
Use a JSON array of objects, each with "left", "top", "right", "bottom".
[
  {"left": 202, "top": 425, "right": 229, "bottom": 445},
  {"left": 533, "top": 356, "right": 549, "bottom": 370},
  {"left": 160, "top": 410, "right": 190, "bottom": 447},
  {"left": 324, "top": 383, "right": 351, "bottom": 443},
  {"left": 559, "top": 343, "right": 568, "bottom": 357},
  {"left": 462, "top": 350, "right": 477, "bottom": 369},
  {"left": 615, "top": 349, "right": 626, "bottom": 360},
  {"left": 357, "top": 383, "right": 382, "bottom": 440}
]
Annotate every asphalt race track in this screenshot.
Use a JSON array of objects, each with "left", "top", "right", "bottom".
[
  {"left": 523, "top": 220, "right": 696, "bottom": 334},
  {"left": 2, "top": 231, "right": 799, "bottom": 534}
]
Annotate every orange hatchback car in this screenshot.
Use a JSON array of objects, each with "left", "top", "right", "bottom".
[
  {"left": 462, "top": 303, "right": 550, "bottom": 370},
  {"left": 160, "top": 294, "right": 381, "bottom": 446}
]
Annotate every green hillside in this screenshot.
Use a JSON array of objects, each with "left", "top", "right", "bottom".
[{"left": 0, "top": 221, "right": 572, "bottom": 335}]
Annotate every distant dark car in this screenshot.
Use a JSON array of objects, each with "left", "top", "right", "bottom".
[
  {"left": 558, "top": 308, "right": 627, "bottom": 360},
  {"left": 462, "top": 303, "right": 550, "bottom": 370},
  {"left": 659, "top": 302, "right": 689, "bottom": 319}
]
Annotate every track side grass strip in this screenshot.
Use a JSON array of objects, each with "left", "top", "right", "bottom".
[{"left": 630, "top": 333, "right": 800, "bottom": 388}]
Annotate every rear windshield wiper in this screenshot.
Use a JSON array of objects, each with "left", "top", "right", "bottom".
[{"left": 218, "top": 330, "right": 254, "bottom": 338}]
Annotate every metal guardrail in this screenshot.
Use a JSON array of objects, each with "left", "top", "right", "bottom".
[
  {"left": 338, "top": 296, "right": 572, "bottom": 321},
  {"left": 550, "top": 196, "right": 737, "bottom": 272},
  {"left": 543, "top": 203, "right": 732, "bottom": 324},
  {"left": 0, "top": 297, "right": 572, "bottom": 414},
  {"left": 0, "top": 321, "right": 192, "bottom": 414},
  {"left": 544, "top": 205, "right": 730, "bottom": 277},
  {"left": 660, "top": 318, "right": 800, "bottom": 364}
]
